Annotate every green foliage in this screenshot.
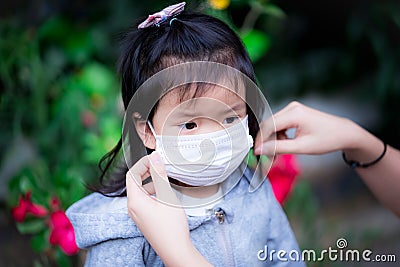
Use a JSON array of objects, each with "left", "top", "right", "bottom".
[
  {"left": 1, "top": 2, "right": 282, "bottom": 263},
  {"left": 284, "top": 180, "right": 321, "bottom": 247},
  {"left": 205, "top": 0, "right": 285, "bottom": 62},
  {"left": 54, "top": 248, "right": 73, "bottom": 267},
  {"left": 347, "top": 2, "right": 400, "bottom": 100},
  {"left": 16, "top": 219, "right": 47, "bottom": 234},
  {"left": 1, "top": 13, "right": 120, "bottom": 266},
  {"left": 31, "top": 231, "right": 51, "bottom": 253},
  {"left": 241, "top": 30, "right": 271, "bottom": 62},
  {"left": 2, "top": 0, "right": 397, "bottom": 265},
  {"left": 284, "top": 180, "right": 383, "bottom": 267}
]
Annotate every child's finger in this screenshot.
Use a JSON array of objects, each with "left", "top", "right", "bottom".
[
  {"left": 149, "top": 152, "right": 180, "bottom": 206},
  {"left": 125, "top": 155, "right": 156, "bottom": 195},
  {"left": 126, "top": 169, "right": 146, "bottom": 199},
  {"left": 126, "top": 169, "right": 149, "bottom": 222},
  {"left": 142, "top": 180, "right": 156, "bottom": 195},
  {"left": 126, "top": 156, "right": 149, "bottom": 197},
  {"left": 127, "top": 156, "right": 150, "bottom": 182}
]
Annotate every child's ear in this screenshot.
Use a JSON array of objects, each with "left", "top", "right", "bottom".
[{"left": 132, "top": 113, "right": 156, "bottom": 149}]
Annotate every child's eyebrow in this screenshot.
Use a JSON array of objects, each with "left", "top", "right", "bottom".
[
  {"left": 174, "top": 102, "right": 246, "bottom": 119},
  {"left": 220, "top": 102, "right": 246, "bottom": 115},
  {"left": 229, "top": 102, "right": 246, "bottom": 112}
]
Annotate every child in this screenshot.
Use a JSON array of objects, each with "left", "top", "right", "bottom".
[{"left": 67, "top": 2, "right": 304, "bottom": 266}]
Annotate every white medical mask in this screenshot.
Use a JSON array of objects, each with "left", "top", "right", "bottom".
[{"left": 147, "top": 116, "right": 254, "bottom": 186}]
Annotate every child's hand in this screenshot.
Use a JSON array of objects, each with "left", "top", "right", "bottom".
[{"left": 126, "top": 152, "right": 212, "bottom": 266}]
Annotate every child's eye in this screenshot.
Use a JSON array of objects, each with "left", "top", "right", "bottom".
[
  {"left": 223, "top": 116, "right": 240, "bottom": 124},
  {"left": 180, "top": 122, "right": 197, "bottom": 130}
]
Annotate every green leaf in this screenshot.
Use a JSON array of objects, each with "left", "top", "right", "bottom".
[
  {"left": 54, "top": 247, "right": 73, "bottom": 267},
  {"left": 16, "top": 220, "right": 47, "bottom": 234},
  {"left": 63, "top": 31, "right": 93, "bottom": 64},
  {"left": 263, "top": 4, "right": 286, "bottom": 19},
  {"left": 83, "top": 114, "right": 120, "bottom": 163},
  {"left": 79, "top": 62, "right": 115, "bottom": 95},
  {"left": 8, "top": 175, "right": 22, "bottom": 197},
  {"left": 284, "top": 180, "right": 318, "bottom": 225},
  {"left": 43, "top": 47, "right": 66, "bottom": 79},
  {"left": 205, "top": 9, "right": 237, "bottom": 31},
  {"left": 68, "top": 181, "right": 86, "bottom": 206},
  {"left": 19, "top": 175, "right": 36, "bottom": 193},
  {"left": 246, "top": 149, "right": 258, "bottom": 169},
  {"left": 83, "top": 132, "right": 104, "bottom": 163},
  {"left": 38, "top": 16, "right": 71, "bottom": 42},
  {"left": 260, "top": 155, "right": 270, "bottom": 166},
  {"left": 240, "top": 30, "right": 271, "bottom": 62},
  {"left": 31, "top": 230, "right": 50, "bottom": 253},
  {"left": 33, "top": 260, "right": 44, "bottom": 267}
]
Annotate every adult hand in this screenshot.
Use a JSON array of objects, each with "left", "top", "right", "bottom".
[
  {"left": 126, "top": 152, "right": 212, "bottom": 266},
  {"left": 254, "top": 101, "right": 400, "bottom": 216},
  {"left": 254, "top": 101, "right": 363, "bottom": 156}
]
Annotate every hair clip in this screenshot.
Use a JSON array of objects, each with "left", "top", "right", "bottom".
[{"left": 138, "top": 2, "right": 186, "bottom": 29}]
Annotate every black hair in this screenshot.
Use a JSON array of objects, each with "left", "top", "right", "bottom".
[{"left": 95, "top": 10, "right": 260, "bottom": 196}]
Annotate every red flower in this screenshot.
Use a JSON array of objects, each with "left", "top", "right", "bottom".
[
  {"left": 49, "top": 210, "right": 79, "bottom": 255},
  {"left": 268, "top": 154, "right": 300, "bottom": 205},
  {"left": 11, "top": 192, "right": 48, "bottom": 222}
]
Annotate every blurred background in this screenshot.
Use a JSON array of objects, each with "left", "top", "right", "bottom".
[{"left": 0, "top": 0, "right": 399, "bottom": 266}]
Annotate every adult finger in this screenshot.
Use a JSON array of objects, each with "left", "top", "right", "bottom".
[
  {"left": 254, "top": 102, "right": 303, "bottom": 155},
  {"left": 263, "top": 134, "right": 325, "bottom": 155},
  {"left": 272, "top": 103, "right": 303, "bottom": 134},
  {"left": 258, "top": 139, "right": 304, "bottom": 155},
  {"left": 254, "top": 116, "right": 275, "bottom": 150}
]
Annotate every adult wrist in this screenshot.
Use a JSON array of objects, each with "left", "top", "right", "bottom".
[
  {"left": 341, "top": 121, "right": 385, "bottom": 168},
  {"left": 343, "top": 142, "right": 386, "bottom": 169},
  {"left": 341, "top": 119, "right": 367, "bottom": 151}
]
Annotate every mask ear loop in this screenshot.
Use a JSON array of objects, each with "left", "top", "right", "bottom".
[
  {"left": 147, "top": 121, "right": 157, "bottom": 137},
  {"left": 242, "top": 114, "right": 265, "bottom": 192},
  {"left": 146, "top": 121, "right": 160, "bottom": 156}
]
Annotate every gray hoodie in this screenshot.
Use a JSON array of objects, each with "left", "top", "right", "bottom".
[{"left": 66, "top": 167, "right": 305, "bottom": 266}]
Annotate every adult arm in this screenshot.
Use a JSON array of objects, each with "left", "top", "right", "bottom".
[{"left": 254, "top": 101, "right": 400, "bottom": 216}]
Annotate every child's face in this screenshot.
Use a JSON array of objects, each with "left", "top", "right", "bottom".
[{"left": 151, "top": 86, "right": 246, "bottom": 138}]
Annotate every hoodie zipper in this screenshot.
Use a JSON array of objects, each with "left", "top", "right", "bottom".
[{"left": 213, "top": 208, "right": 234, "bottom": 266}]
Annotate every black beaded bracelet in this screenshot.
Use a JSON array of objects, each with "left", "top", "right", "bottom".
[{"left": 342, "top": 142, "right": 387, "bottom": 169}]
